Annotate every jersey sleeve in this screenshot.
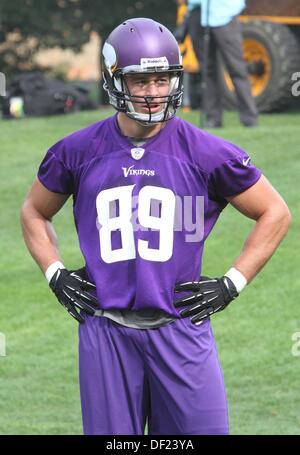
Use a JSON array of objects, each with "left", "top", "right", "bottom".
[
  {"left": 37, "top": 139, "right": 74, "bottom": 194},
  {"left": 207, "top": 143, "right": 262, "bottom": 203}
]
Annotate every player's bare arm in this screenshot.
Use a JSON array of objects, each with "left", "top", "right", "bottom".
[
  {"left": 21, "top": 178, "right": 98, "bottom": 323},
  {"left": 227, "top": 174, "right": 292, "bottom": 283},
  {"left": 20, "top": 177, "right": 69, "bottom": 273}
]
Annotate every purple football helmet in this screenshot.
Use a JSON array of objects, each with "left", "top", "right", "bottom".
[{"left": 102, "top": 18, "right": 184, "bottom": 125}]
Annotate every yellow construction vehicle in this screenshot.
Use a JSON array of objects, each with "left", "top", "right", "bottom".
[{"left": 178, "top": 0, "right": 300, "bottom": 111}]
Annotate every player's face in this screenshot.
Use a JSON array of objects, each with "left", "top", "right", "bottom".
[{"left": 124, "top": 73, "right": 170, "bottom": 114}]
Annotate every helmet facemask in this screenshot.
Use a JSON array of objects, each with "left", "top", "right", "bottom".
[{"left": 103, "top": 67, "right": 183, "bottom": 126}]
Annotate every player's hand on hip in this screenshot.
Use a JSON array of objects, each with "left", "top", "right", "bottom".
[
  {"left": 174, "top": 276, "right": 239, "bottom": 325},
  {"left": 49, "top": 268, "right": 98, "bottom": 323}
]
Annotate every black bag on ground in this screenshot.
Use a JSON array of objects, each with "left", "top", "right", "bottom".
[{"left": 2, "top": 72, "right": 98, "bottom": 118}]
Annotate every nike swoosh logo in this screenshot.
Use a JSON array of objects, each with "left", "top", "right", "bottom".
[{"left": 242, "top": 157, "right": 251, "bottom": 166}]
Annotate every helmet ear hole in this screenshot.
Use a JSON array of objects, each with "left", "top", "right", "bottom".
[{"left": 114, "top": 76, "right": 122, "bottom": 92}]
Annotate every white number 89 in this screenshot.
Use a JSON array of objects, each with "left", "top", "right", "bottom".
[{"left": 96, "top": 185, "right": 176, "bottom": 264}]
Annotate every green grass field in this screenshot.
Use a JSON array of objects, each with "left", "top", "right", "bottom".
[{"left": 0, "top": 108, "right": 299, "bottom": 435}]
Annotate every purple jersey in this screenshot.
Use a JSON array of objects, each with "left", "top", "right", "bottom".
[{"left": 38, "top": 114, "right": 261, "bottom": 317}]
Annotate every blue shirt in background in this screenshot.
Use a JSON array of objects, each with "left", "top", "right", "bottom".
[{"left": 188, "top": 0, "right": 246, "bottom": 27}]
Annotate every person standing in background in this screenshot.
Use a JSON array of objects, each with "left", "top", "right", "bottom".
[{"left": 188, "top": 0, "right": 258, "bottom": 128}]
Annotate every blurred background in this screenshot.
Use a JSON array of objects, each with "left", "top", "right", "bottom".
[
  {"left": 0, "top": 0, "right": 178, "bottom": 114},
  {"left": 1, "top": 0, "right": 300, "bottom": 116},
  {"left": 0, "top": 0, "right": 300, "bottom": 436}
]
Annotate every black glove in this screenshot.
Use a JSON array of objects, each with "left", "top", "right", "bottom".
[
  {"left": 174, "top": 276, "right": 239, "bottom": 325},
  {"left": 49, "top": 267, "right": 98, "bottom": 323}
]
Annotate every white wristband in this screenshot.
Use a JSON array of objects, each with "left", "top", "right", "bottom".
[
  {"left": 45, "top": 261, "right": 65, "bottom": 283},
  {"left": 224, "top": 267, "right": 247, "bottom": 293}
]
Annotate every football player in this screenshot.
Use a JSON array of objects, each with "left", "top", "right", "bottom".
[{"left": 21, "top": 18, "right": 291, "bottom": 435}]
